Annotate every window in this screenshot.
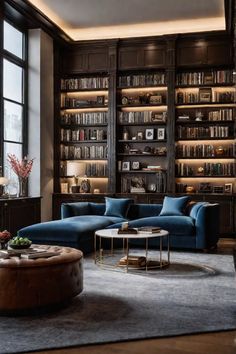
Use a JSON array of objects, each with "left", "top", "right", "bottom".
[{"left": 1, "top": 20, "right": 27, "bottom": 194}]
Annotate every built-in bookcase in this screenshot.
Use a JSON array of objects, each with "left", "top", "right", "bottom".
[
  {"left": 59, "top": 76, "right": 109, "bottom": 193},
  {"left": 175, "top": 68, "right": 236, "bottom": 194},
  {"left": 116, "top": 71, "right": 168, "bottom": 193}
]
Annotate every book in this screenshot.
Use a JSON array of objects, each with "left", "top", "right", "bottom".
[
  {"left": 117, "top": 228, "right": 138, "bottom": 234},
  {"left": 138, "top": 226, "right": 161, "bottom": 234},
  {"left": 119, "top": 255, "right": 146, "bottom": 267}
]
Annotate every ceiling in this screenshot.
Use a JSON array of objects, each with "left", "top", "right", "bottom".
[{"left": 28, "top": 0, "right": 226, "bottom": 41}]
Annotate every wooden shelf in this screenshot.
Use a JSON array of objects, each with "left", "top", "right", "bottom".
[
  {"left": 118, "top": 84, "right": 167, "bottom": 89},
  {"left": 119, "top": 170, "right": 165, "bottom": 174},
  {"left": 176, "top": 175, "right": 234, "bottom": 178},
  {"left": 118, "top": 122, "right": 166, "bottom": 126},
  {"left": 118, "top": 139, "right": 167, "bottom": 143},
  {"left": 60, "top": 140, "right": 107, "bottom": 144},
  {"left": 118, "top": 104, "right": 167, "bottom": 108},
  {"left": 176, "top": 137, "right": 234, "bottom": 141},
  {"left": 60, "top": 158, "right": 108, "bottom": 161},
  {"left": 61, "top": 88, "right": 108, "bottom": 93},
  {"left": 176, "top": 102, "right": 235, "bottom": 107},
  {"left": 176, "top": 156, "right": 235, "bottom": 159},
  {"left": 176, "top": 120, "right": 234, "bottom": 125},
  {"left": 61, "top": 124, "right": 107, "bottom": 128},
  {"left": 61, "top": 105, "right": 108, "bottom": 110},
  {"left": 175, "top": 83, "right": 234, "bottom": 88},
  {"left": 118, "top": 153, "right": 167, "bottom": 157}
]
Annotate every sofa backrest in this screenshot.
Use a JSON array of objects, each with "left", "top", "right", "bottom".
[{"left": 127, "top": 204, "right": 162, "bottom": 219}]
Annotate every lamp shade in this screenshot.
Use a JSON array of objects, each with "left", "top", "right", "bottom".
[
  {"left": 66, "top": 162, "right": 86, "bottom": 177},
  {"left": 0, "top": 177, "right": 9, "bottom": 186}
]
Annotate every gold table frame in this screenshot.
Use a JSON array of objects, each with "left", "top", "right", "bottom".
[{"left": 94, "top": 228, "right": 170, "bottom": 272}]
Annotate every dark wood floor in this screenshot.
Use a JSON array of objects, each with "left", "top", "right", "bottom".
[{"left": 30, "top": 238, "right": 236, "bottom": 354}]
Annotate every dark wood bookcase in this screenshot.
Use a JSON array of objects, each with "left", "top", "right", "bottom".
[{"left": 53, "top": 33, "right": 236, "bottom": 236}]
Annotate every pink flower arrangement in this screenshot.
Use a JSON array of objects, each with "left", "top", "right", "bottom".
[
  {"left": 0, "top": 230, "right": 11, "bottom": 243},
  {"left": 8, "top": 154, "right": 34, "bottom": 179}
]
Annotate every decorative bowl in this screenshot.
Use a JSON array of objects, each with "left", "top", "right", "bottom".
[{"left": 8, "top": 242, "right": 32, "bottom": 250}]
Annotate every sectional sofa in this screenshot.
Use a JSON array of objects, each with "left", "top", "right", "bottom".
[{"left": 18, "top": 196, "right": 220, "bottom": 253}]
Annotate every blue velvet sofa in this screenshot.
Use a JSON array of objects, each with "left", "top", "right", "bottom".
[{"left": 18, "top": 199, "right": 220, "bottom": 253}]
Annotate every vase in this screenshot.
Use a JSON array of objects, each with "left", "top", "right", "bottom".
[{"left": 18, "top": 177, "right": 28, "bottom": 197}]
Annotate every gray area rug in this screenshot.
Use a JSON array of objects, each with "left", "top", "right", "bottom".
[{"left": 1, "top": 251, "right": 236, "bottom": 354}]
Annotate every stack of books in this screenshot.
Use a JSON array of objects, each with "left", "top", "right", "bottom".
[
  {"left": 119, "top": 255, "right": 146, "bottom": 267},
  {"left": 138, "top": 226, "right": 161, "bottom": 234}
]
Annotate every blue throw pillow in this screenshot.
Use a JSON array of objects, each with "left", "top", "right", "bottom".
[
  {"left": 104, "top": 197, "right": 133, "bottom": 218},
  {"left": 159, "top": 196, "right": 190, "bottom": 216}
]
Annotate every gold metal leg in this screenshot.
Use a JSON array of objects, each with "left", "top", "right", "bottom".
[
  {"left": 160, "top": 236, "right": 163, "bottom": 268},
  {"left": 94, "top": 233, "right": 97, "bottom": 264},
  {"left": 111, "top": 237, "right": 113, "bottom": 255},
  {"left": 167, "top": 234, "right": 170, "bottom": 264},
  {"left": 126, "top": 238, "right": 129, "bottom": 273},
  {"left": 145, "top": 237, "right": 148, "bottom": 272}
]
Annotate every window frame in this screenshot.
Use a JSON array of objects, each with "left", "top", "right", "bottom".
[{"left": 0, "top": 17, "right": 28, "bottom": 175}]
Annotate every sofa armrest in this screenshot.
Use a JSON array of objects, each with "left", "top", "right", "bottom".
[
  {"left": 61, "top": 202, "right": 90, "bottom": 219},
  {"left": 195, "top": 203, "right": 220, "bottom": 249}
]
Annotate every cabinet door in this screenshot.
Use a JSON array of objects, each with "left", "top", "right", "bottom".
[
  {"left": 177, "top": 45, "right": 207, "bottom": 66},
  {"left": 4, "top": 198, "right": 41, "bottom": 236},
  {"left": 204, "top": 196, "right": 234, "bottom": 236},
  {"left": 62, "top": 49, "right": 109, "bottom": 73}
]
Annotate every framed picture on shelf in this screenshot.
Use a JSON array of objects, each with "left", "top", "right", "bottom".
[
  {"left": 149, "top": 95, "right": 162, "bottom": 104},
  {"left": 151, "top": 111, "right": 166, "bottom": 122},
  {"left": 203, "top": 72, "right": 214, "bottom": 84},
  {"left": 145, "top": 129, "right": 154, "bottom": 140},
  {"left": 97, "top": 96, "right": 105, "bottom": 105},
  {"left": 122, "top": 161, "right": 130, "bottom": 171},
  {"left": 157, "top": 128, "right": 165, "bottom": 140},
  {"left": 199, "top": 88, "right": 212, "bottom": 103},
  {"left": 137, "top": 131, "right": 144, "bottom": 140},
  {"left": 224, "top": 183, "right": 233, "bottom": 194},
  {"left": 132, "top": 161, "right": 140, "bottom": 170},
  {"left": 60, "top": 182, "right": 69, "bottom": 193},
  {"left": 198, "top": 183, "right": 212, "bottom": 193}
]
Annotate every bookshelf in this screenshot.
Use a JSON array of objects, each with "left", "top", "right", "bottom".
[
  {"left": 175, "top": 68, "right": 236, "bottom": 195},
  {"left": 116, "top": 71, "right": 168, "bottom": 193},
  {"left": 59, "top": 76, "right": 109, "bottom": 193}
]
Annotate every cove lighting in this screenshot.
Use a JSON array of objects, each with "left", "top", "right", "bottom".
[{"left": 28, "top": 0, "right": 225, "bottom": 41}]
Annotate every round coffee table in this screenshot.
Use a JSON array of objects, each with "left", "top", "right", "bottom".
[
  {"left": 94, "top": 228, "right": 170, "bottom": 272},
  {"left": 0, "top": 245, "right": 83, "bottom": 313}
]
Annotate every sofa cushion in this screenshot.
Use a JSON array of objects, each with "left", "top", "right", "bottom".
[
  {"left": 107, "top": 215, "right": 195, "bottom": 236},
  {"left": 159, "top": 196, "right": 190, "bottom": 216},
  {"left": 19, "top": 215, "right": 126, "bottom": 243},
  {"left": 104, "top": 197, "right": 133, "bottom": 218},
  {"left": 127, "top": 204, "right": 162, "bottom": 219}
]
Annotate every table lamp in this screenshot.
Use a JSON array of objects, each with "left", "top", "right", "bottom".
[{"left": 0, "top": 177, "right": 9, "bottom": 197}]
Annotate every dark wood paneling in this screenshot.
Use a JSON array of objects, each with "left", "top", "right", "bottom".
[
  {"left": 88, "top": 52, "right": 108, "bottom": 71},
  {"left": 0, "top": 197, "right": 41, "bottom": 236},
  {"left": 178, "top": 46, "right": 207, "bottom": 66},
  {"left": 119, "top": 45, "right": 166, "bottom": 70},
  {"left": 207, "top": 43, "right": 232, "bottom": 65}
]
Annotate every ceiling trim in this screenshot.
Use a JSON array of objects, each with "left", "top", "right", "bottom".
[{"left": 4, "top": 0, "right": 234, "bottom": 45}]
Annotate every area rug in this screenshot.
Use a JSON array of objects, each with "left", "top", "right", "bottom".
[{"left": 1, "top": 251, "right": 236, "bottom": 354}]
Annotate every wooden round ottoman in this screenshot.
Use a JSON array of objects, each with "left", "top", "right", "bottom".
[{"left": 0, "top": 245, "right": 83, "bottom": 313}]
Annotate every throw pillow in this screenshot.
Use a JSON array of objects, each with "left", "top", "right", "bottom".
[
  {"left": 159, "top": 196, "right": 190, "bottom": 216},
  {"left": 104, "top": 197, "right": 133, "bottom": 218}
]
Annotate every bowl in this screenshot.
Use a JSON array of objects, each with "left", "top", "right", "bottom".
[{"left": 8, "top": 241, "right": 32, "bottom": 249}]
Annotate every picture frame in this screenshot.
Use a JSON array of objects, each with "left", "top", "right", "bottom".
[
  {"left": 149, "top": 95, "right": 162, "bottom": 104},
  {"left": 157, "top": 128, "right": 165, "bottom": 140},
  {"left": 224, "top": 183, "right": 233, "bottom": 194},
  {"left": 96, "top": 95, "right": 105, "bottom": 105},
  {"left": 199, "top": 88, "right": 212, "bottom": 103},
  {"left": 122, "top": 161, "right": 130, "bottom": 171},
  {"left": 132, "top": 161, "right": 140, "bottom": 170},
  {"left": 145, "top": 128, "right": 154, "bottom": 140},
  {"left": 198, "top": 182, "right": 212, "bottom": 193},
  {"left": 60, "top": 182, "right": 69, "bottom": 194},
  {"left": 137, "top": 131, "right": 144, "bottom": 140},
  {"left": 151, "top": 111, "right": 166, "bottom": 122}
]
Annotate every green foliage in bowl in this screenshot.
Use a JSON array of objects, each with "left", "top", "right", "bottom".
[{"left": 8, "top": 236, "right": 32, "bottom": 249}]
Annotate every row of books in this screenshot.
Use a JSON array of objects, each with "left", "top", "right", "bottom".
[
  {"left": 61, "top": 112, "right": 108, "bottom": 125},
  {"left": 118, "top": 111, "right": 167, "bottom": 124},
  {"left": 61, "top": 77, "right": 109, "bottom": 90},
  {"left": 61, "top": 128, "right": 107, "bottom": 142},
  {"left": 208, "top": 109, "right": 234, "bottom": 121},
  {"left": 60, "top": 145, "right": 108, "bottom": 159},
  {"left": 175, "top": 163, "right": 234, "bottom": 176},
  {"left": 176, "top": 144, "right": 234, "bottom": 158},
  {"left": 61, "top": 97, "right": 107, "bottom": 108},
  {"left": 176, "top": 70, "right": 233, "bottom": 85},
  {"left": 176, "top": 91, "right": 235, "bottom": 104},
  {"left": 85, "top": 163, "right": 108, "bottom": 177},
  {"left": 118, "top": 73, "right": 166, "bottom": 87},
  {"left": 177, "top": 126, "right": 231, "bottom": 139}
]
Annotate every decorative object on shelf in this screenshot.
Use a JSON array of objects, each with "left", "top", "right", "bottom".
[
  {"left": 185, "top": 185, "right": 196, "bottom": 193},
  {"left": 80, "top": 177, "right": 91, "bottom": 193},
  {"left": 7, "top": 154, "right": 34, "bottom": 198},
  {"left": 155, "top": 147, "right": 167, "bottom": 156},
  {"left": 93, "top": 188, "right": 100, "bottom": 194},
  {"left": 198, "top": 183, "right": 212, "bottom": 193},
  {"left": 147, "top": 183, "right": 157, "bottom": 192},
  {"left": 137, "top": 131, "right": 144, "bottom": 140},
  {"left": 197, "top": 166, "right": 204, "bottom": 175},
  {"left": 215, "top": 146, "right": 224, "bottom": 156},
  {"left": 157, "top": 128, "right": 165, "bottom": 140},
  {"left": 143, "top": 146, "right": 152, "bottom": 154},
  {"left": 199, "top": 88, "right": 212, "bottom": 103},
  {"left": 145, "top": 128, "right": 154, "bottom": 140},
  {"left": 0, "top": 230, "right": 11, "bottom": 250},
  {"left": 121, "top": 96, "right": 129, "bottom": 105},
  {"left": 0, "top": 177, "right": 9, "bottom": 197},
  {"left": 60, "top": 182, "right": 69, "bottom": 193},
  {"left": 195, "top": 111, "right": 204, "bottom": 121},
  {"left": 96, "top": 96, "right": 105, "bottom": 105},
  {"left": 71, "top": 185, "right": 80, "bottom": 193},
  {"left": 213, "top": 186, "right": 224, "bottom": 194},
  {"left": 152, "top": 111, "right": 167, "bottom": 122},
  {"left": 224, "top": 183, "right": 233, "bottom": 194},
  {"left": 132, "top": 161, "right": 140, "bottom": 170},
  {"left": 122, "top": 161, "right": 130, "bottom": 171},
  {"left": 130, "top": 177, "right": 146, "bottom": 193},
  {"left": 122, "top": 131, "right": 129, "bottom": 140},
  {"left": 149, "top": 94, "right": 162, "bottom": 104}
]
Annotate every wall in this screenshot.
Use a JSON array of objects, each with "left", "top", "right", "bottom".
[{"left": 28, "top": 29, "right": 54, "bottom": 221}]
